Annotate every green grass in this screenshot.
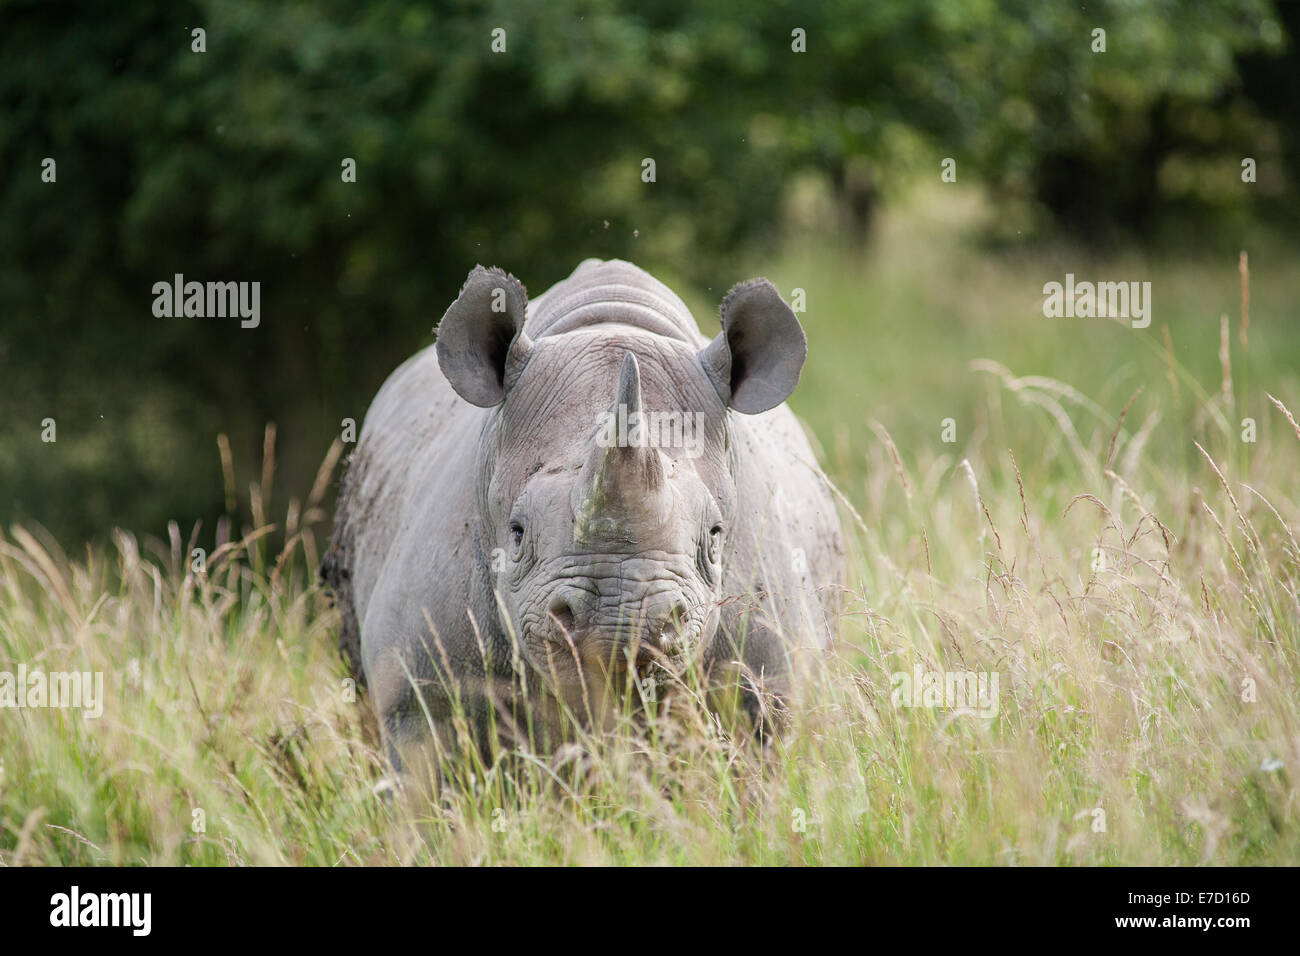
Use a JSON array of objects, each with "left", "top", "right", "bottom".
[{"left": 2, "top": 191, "right": 1299, "bottom": 864}]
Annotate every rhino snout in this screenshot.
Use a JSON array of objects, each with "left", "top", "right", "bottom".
[{"left": 545, "top": 583, "right": 693, "bottom": 658}]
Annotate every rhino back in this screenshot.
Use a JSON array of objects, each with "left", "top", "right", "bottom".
[{"left": 526, "top": 259, "right": 708, "bottom": 345}]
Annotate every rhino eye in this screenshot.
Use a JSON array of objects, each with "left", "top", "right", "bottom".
[
  {"left": 508, "top": 520, "right": 525, "bottom": 553},
  {"left": 707, "top": 524, "right": 723, "bottom": 564}
]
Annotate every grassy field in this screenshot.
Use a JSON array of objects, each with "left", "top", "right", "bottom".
[{"left": 3, "top": 193, "right": 1299, "bottom": 865}]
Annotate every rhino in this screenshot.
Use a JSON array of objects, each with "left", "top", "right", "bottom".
[{"left": 323, "top": 259, "right": 843, "bottom": 768}]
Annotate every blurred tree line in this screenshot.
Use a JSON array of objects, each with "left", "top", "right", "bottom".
[{"left": 0, "top": 0, "right": 1295, "bottom": 544}]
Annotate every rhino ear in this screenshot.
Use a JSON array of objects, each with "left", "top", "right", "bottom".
[
  {"left": 699, "top": 278, "right": 806, "bottom": 414},
  {"left": 435, "top": 266, "right": 533, "bottom": 407}
]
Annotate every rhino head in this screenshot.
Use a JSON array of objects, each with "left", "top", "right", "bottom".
[{"left": 434, "top": 262, "right": 806, "bottom": 704}]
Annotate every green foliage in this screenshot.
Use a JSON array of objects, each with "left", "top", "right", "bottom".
[{"left": 0, "top": 0, "right": 1293, "bottom": 542}]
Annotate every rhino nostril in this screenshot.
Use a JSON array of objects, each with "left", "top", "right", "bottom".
[
  {"left": 548, "top": 597, "right": 575, "bottom": 636},
  {"left": 669, "top": 600, "right": 690, "bottom": 628},
  {"left": 654, "top": 600, "right": 691, "bottom": 650}
]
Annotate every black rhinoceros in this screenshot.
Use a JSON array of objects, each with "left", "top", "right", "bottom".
[{"left": 323, "top": 259, "right": 843, "bottom": 767}]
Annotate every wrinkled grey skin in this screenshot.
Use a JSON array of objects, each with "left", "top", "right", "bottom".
[{"left": 323, "top": 259, "right": 843, "bottom": 767}]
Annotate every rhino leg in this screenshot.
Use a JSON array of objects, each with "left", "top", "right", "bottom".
[{"left": 704, "top": 599, "right": 797, "bottom": 744}]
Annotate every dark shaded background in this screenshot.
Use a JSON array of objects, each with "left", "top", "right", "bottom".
[{"left": 2, "top": 0, "right": 1297, "bottom": 545}]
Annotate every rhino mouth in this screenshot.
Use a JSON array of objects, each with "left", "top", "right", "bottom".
[
  {"left": 570, "top": 640, "right": 685, "bottom": 692},
  {"left": 543, "top": 615, "right": 702, "bottom": 676}
]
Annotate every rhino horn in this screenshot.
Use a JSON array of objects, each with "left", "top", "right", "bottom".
[{"left": 572, "top": 353, "right": 671, "bottom": 541}]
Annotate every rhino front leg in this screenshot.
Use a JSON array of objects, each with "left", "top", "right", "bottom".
[{"left": 703, "top": 599, "right": 795, "bottom": 743}]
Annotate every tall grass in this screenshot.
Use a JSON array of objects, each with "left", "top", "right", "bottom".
[{"left": 2, "top": 206, "right": 1299, "bottom": 864}]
